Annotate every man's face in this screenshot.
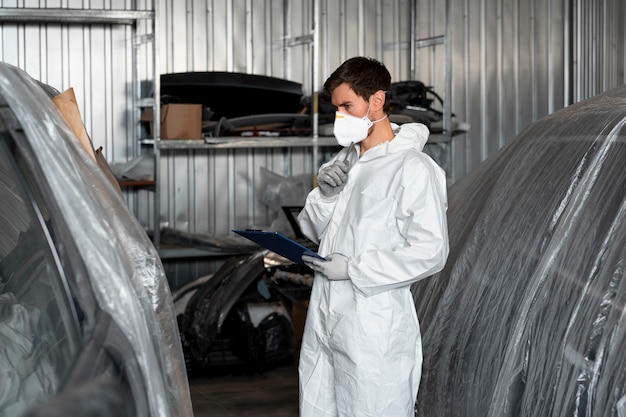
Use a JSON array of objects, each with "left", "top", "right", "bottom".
[{"left": 331, "top": 83, "right": 369, "bottom": 118}]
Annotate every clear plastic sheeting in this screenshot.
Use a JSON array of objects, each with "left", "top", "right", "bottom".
[
  {"left": 0, "top": 63, "right": 193, "bottom": 417},
  {"left": 412, "top": 85, "right": 626, "bottom": 416},
  {"left": 0, "top": 294, "right": 56, "bottom": 417}
]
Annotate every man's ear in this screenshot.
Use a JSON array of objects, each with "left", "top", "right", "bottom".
[{"left": 371, "top": 90, "right": 387, "bottom": 112}]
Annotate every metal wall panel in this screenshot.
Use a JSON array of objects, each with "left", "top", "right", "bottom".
[
  {"left": 158, "top": 0, "right": 416, "bottom": 91},
  {"left": 570, "top": 0, "right": 625, "bottom": 102},
  {"left": 0, "top": 1, "right": 137, "bottom": 163},
  {"left": 444, "top": 0, "right": 624, "bottom": 180},
  {"left": 159, "top": 146, "right": 337, "bottom": 234}
]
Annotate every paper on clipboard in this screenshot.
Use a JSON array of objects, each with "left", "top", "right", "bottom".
[{"left": 232, "top": 229, "right": 325, "bottom": 264}]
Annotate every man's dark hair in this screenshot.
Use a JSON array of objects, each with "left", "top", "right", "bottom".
[{"left": 323, "top": 57, "right": 392, "bottom": 113}]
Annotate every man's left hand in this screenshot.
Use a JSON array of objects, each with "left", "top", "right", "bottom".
[{"left": 302, "top": 253, "right": 349, "bottom": 281}]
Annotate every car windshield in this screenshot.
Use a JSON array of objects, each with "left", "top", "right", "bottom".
[{"left": 0, "top": 138, "right": 81, "bottom": 416}]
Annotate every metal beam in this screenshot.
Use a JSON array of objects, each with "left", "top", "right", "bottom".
[{"left": 0, "top": 8, "right": 154, "bottom": 25}]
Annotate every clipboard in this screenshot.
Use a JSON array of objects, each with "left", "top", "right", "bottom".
[{"left": 232, "top": 229, "right": 326, "bottom": 264}]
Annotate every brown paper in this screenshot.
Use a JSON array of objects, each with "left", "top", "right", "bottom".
[{"left": 53, "top": 88, "right": 96, "bottom": 161}]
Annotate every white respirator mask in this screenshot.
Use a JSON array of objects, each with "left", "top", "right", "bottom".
[{"left": 333, "top": 106, "right": 387, "bottom": 147}]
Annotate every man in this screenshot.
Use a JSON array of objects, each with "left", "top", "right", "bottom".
[{"left": 298, "top": 56, "right": 449, "bottom": 417}]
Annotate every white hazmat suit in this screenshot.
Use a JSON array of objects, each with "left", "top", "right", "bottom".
[{"left": 297, "top": 122, "right": 449, "bottom": 417}]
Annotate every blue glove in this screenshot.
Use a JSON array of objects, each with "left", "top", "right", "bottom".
[
  {"left": 302, "top": 253, "right": 349, "bottom": 281},
  {"left": 317, "top": 161, "right": 351, "bottom": 197}
]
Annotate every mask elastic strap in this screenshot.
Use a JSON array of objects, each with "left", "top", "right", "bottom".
[
  {"left": 365, "top": 100, "right": 388, "bottom": 124},
  {"left": 371, "top": 114, "right": 388, "bottom": 124}
]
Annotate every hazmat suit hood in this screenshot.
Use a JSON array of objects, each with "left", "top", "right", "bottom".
[
  {"left": 390, "top": 122, "right": 429, "bottom": 152},
  {"left": 357, "top": 122, "right": 429, "bottom": 161}
]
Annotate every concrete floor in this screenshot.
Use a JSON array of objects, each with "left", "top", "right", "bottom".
[{"left": 189, "top": 364, "right": 299, "bottom": 417}]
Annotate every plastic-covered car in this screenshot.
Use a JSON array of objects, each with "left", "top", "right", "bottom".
[
  {"left": 412, "top": 85, "right": 626, "bottom": 416},
  {"left": 0, "top": 63, "right": 193, "bottom": 416}
]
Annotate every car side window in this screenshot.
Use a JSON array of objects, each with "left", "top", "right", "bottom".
[{"left": 0, "top": 140, "right": 80, "bottom": 417}]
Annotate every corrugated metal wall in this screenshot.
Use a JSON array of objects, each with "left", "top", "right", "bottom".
[
  {"left": 1, "top": 0, "right": 624, "bottom": 286},
  {"left": 0, "top": 1, "right": 141, "bottom": 163},
  {"left": 445, "top": 0, "right": 625, "bottom": 177}
]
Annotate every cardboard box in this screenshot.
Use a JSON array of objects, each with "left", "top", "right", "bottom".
[{"left": 141, "top": 104, "right": 202, "bottom": 139}]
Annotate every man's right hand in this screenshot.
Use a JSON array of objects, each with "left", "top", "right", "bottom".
[{"left": 317, "top": 160, "right": 351, "bottom": 197}]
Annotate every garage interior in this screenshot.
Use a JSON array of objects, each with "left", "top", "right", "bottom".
[{"left": 0, "top": 0, "right": 625, "bottom": 416}]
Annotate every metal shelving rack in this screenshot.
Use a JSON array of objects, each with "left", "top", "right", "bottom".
[
  {"left": 154, "top": 136, "right": 341, "bottom": 260},
  {"left": 153, "top": 1, "right": 327, "bottom": 260},
  {"left": 157, "top": 137, "right": 338, "bottom": 150}
]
